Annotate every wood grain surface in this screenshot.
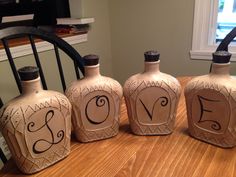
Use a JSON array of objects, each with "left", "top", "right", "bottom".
[{"left": 1, "top": 77, "right": 235, "bottom": 177}]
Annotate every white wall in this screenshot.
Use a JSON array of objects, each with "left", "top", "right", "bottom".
[{"left": 108, "top": 0, "right": 214, "bottom": 84}]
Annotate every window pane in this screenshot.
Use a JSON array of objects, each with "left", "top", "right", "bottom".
[
  {"left": 216, "top": 0, "right": 236, "bottom": 42},
  {"left": 218, "top": 0, "right": 224, "bottom": 12},
  {"left": 233, "top": 0, "right": 236, "bottom": 12}
]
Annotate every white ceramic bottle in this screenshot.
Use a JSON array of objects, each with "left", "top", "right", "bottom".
[
  {"left": 185, "top": 27, "right": 236, "bottom": 148},
  {"left": 185, "top": 51, "right": 236, "bottom": 148},
  {"left": 66, "top": 55, "right": 123, "bottom": 142},
  {"left": 123, "top": 51, "right": 181, "bottom": 135},
  {"left": 0, "top": 66, "right": 72, "bottom": 174}
]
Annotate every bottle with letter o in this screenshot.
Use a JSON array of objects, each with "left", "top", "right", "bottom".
[{"left": 66, "top": 55, "right": 123, "bottom": 142}]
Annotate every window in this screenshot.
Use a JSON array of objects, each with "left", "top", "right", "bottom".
[
  {"left": 191, "top": 0, "right": 236, "bottom": 61},
  {"left": 219, "top": 0, "right": 224, "bottom": 12},
  {"left": 216, "top": 0, "right": 236, "bottom": 41},
  {"left": 233, "top": 0, "right": 236, "bottom": 12}
]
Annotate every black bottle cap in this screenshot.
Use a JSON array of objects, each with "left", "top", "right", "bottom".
[
  {"left": 18, "top": 66, "right": 39, "bottom": 81},
  {"left": 212, "top": 51, "right": 231, "bottom": 63},
  {"left": 144, "top": 50, "right": 160, "bottom": 62},
  {"left": 83, "top": 54, "right": 99, "bottom": 66}
]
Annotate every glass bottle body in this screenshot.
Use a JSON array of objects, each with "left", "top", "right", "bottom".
[
  {"left": 0, "top": 77, "right": 72, "bottom": 174},
  {"left": 185, "top": 63, "right": 236, "bottom": 148},
  {"left": 66, "top": 64, "right": 123, "bottom": 142},
  {"left": 124, "top": 61, "right": 181, "bottom": 135}
]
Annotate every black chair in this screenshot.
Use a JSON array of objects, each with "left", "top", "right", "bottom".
[
  {"left": 0, "top": 26, "right": 84, "bottom": 96},
  {"left": 0, "top": 26, "right": 85, "bottom": 167},
  {"left": 0, "top": 97, "right": 3, "bottom": 109}
]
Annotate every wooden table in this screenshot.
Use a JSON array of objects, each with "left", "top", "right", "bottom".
[{"left": 1, "top": 77, "right": 236, "bottom": 177}]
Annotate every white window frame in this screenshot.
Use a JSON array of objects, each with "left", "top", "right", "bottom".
[{"left": 190, "top": 0, "right": 236, "bottom": 61}]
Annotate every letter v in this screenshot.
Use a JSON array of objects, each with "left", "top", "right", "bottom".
[{"left": 139, "top": 99, "right": 153, "bottom": 120}]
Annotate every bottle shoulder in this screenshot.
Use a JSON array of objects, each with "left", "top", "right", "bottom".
[
  {"left": 185, "top": 74, "right": 236, "bottom": 94},
  {"left": 2, "top": 89, "right": 68, "bottom": 107},
  {"left": 66, "top": 75, "right": 123, "bottom": 102},
  {"left": 0, "top": 90, "right": 71, "bottom": 132},
  {"left": 125, "top": 71, "right": 179, "bottom": 83},
  {"left": 124, "top": 72, "right": 181, "bottom": 96},
  {"left": 68, "top": 75, "right": 121, "bottom": 87}
]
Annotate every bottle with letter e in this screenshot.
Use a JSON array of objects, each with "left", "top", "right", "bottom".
[
  {"left": 0, "top": 66, "right": 72, "bottom": 174},
  {"left": 66, "top": 55, "right": 123, "bottom": 142},
  {"left": 123, "top": 51, "right": 181, "bottom": 135},
  {"left": 185, "top": 27, "right": 236, "bottom": 148}
]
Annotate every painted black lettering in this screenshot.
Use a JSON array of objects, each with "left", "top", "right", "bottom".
[
  {"left": 85, "top": 95, "right": 110, "bottom": 124},
  {"left": 139, "top": 96, "right": 168, "bottom": 121},
  {"left": 27, "top": 110, "right": 64, "bottom": 154},
  {"left": 197, "top": 95, "right": 221, "bottom": 131}
]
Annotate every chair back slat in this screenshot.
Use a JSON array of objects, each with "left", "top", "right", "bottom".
[
  {"left": 0, "top": 26, "right": 84, "bottom": 97},
  {"left": 0, "top": 148, "right": 8, "bottom": 163},
  {"left": 29, "top": 35, "right": 47, "bottom": 90},
  {"left": 54, "top": 44, "right": 66, "bottom": 91},
  {"left": 2, "top": 39, "right": 22, "bottom": 93},
  {"left": 74, "top": 59, "right": 81, "bottom": 79},
  {"left": 0, "top": 97, "right": 3, "bottom": 108}
]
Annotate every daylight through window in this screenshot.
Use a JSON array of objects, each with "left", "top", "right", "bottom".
[{"left": 216, "top": 0, "right": 236, "bottom": 42}]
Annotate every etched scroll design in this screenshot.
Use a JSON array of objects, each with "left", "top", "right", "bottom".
[
  {"left": 197, "top": 95, "right": 221, "bottom": 131},
  {"left": 85, "top": 95, "right": 110, "bottom": 125},
  {"left": 27, "top": 110, "right": 64, "bottom": 154}
]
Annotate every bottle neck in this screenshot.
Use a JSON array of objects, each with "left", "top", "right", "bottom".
[
  {"left": 210, "top": 62, "right": 230, "bottom": 76},
  {"left": 144, "top": 61, "right": 160, "bottom": 73},
  {"left": 21, "top": 77, "right": 43, "bottom": 95},
  {"left": 84, "top": 64, "right": 101, "bottom": 77}
]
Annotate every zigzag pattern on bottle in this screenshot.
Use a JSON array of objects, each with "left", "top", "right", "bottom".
[
  {"left": 131, "top": 120, "right": 174, "bottom": 135},
  {"left": 18, "top": 146, "right": 69, "bottom": 174},
  {"left": 24, "top": 99, "right": 52, "bottom": 114},
  {"left": 77, "top": 121, "right": 119, "bottom": 142},
  {"left": 194, "top": 131, "right": 235, "bottom": 147}
]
